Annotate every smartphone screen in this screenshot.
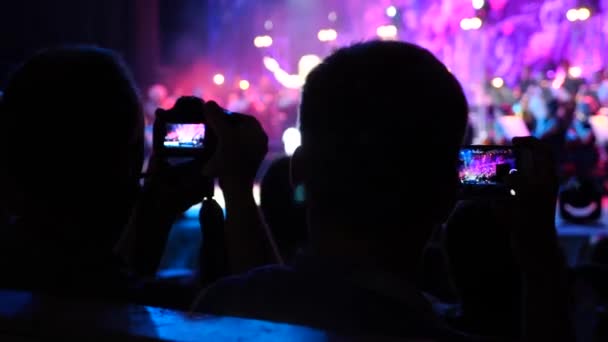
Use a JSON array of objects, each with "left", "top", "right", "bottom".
[
  {"left": 459, "top": 147, "right": 517, "bottom": 186},
  {"left": 164, "top": 123, "right": 205, "bottom": 149}
]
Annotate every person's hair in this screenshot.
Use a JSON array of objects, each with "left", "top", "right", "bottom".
[
  {"left": 299, "top": 41, "right": 468, "bottom": 231},
  {"left": 444, "top": 200, "right": 522, "bottom": 338},
  {"left": 1, "top": 46, "right": 143, "bottom": 247},
  {"left": 260, "top": 156, "right": 307, "bottom": 262}
]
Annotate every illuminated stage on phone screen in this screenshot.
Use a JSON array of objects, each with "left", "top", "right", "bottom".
[{"left": 164, "top": 123, "right": 206, "bottom": 149}]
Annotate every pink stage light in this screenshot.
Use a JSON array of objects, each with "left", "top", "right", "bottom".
[
  {"left": 264, "top": 20, "right": 273, "bottom": 31},
  {"left": 328, "top": 11, "right": 337, "bottom": 22}
]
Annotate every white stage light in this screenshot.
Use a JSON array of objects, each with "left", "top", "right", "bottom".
[
  {"left": 566, "top": 8, "right": 579, "bottom": 21},
  {"left": 239, "top": 80, "right": 250, "bottom": 90},
  {"left": 213, "top": 74, "right": 225, "bottom": 85},
  {"left": 282, "top": 127, "right": 301, "bottom": 156},
  {"left": 460, "top": 18, "right": 471, "bottom": 30},
  {"left": 376, "top": 25, "right": 398, "bottom": 40},
  {"left": 317, "top": 29, "right": 338, "bottom": 42},
  {"left": 491, "top": 77, "right": 504, "bottom": 88},
  {"left": 386, "top": 6, "right": 397, "bottom": 18},
  {"left": 263, "top": 57, "right": 280, "bottom": 72},
  {"left": 568, "top": 66, "right": 583, "bottom": 78},
  {"left": 472, "top": 0, "right": 485, "bottom": 10},
  {"left": 469, "top": 17, "right": 482, "bottom": 30},
  {"left": 578, "top": 8, "right": 591, "bottom": 21},
  {"left": 253, "top": 35, "right": 273, "bottom": 48}
]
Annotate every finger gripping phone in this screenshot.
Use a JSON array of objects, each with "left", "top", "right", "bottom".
[
  {"left": 459, "top": 145, "right": 519, "bottom": 197},
  {"left": 153, "top": 96, "right": 217, "bottom": 158}
]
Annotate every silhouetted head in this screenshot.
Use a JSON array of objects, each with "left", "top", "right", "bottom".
[
  {"left": 293, "top": 41, "right": 468, "bottom": 267},
  {"left": 1, "top": 46, "right": 143, "bottom": 250},
  {"left": 444, "top": 200, "right": 522, "bottom": 338},
  {"left": 260, "top": 156, "right": 307, "bottom": 262}
]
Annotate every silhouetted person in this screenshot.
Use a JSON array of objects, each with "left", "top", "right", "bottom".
[
  {"left": 444, "top": 201, "right": 522, "bottom": 339},
  {"left": 195, "top": 41, "right": 471, "bottom": 340},
  {"left": 260, "top": 156, "right": 307, "bottom": 262},
  {"left": 195, "top": 41, "right": 573, "bottom": 341},
  {"left": 0, "top": 47, "right": 274, "bottom": 310},
  {"left": 0, "top": 46, "right": 143, "bottom": 296}
]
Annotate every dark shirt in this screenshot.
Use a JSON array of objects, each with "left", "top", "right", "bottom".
[
  {"left": 0, "top": 219, "right": 196, "bottom": 310},
  {"left": 195, "top": 255, "right": 486, "bottom": 341}
]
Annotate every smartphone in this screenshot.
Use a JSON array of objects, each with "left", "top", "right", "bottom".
[
  {"left": 459, "top": 146, "right": 518, "bottom": 197},
  {"left": 163, "top": 123, "right": 206, "bottom": 150}
]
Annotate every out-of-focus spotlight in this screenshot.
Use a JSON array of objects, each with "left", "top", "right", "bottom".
[
  {"left": 264, "top": 20, "right": 273, "bottom": 31},
  {"left": 460, "top": 18, "right": 471, "bottom": 30},
  {"left": 568, "top": 7, "right": 592, "bottom": 21},
  {"left": 213, "top": 73, "right": 225, "bottom": 85},
  {"left": 566, "top": 8, "right": 579, "bottom": 21},
  {"left": 569, "top": 66, "right": 583, "bottom": 78},
  {"left": 328, "top": 11, "right": 338, "bottom": 22},
  {"left": 469, "top": 17, "right": 482, "bottom": 29},
  {"left": 386, "top": 6, "right": 397, "bottom": 18},
  {"left": 317, "top": 29, "right": 338, "bottom": 42},
  {"left": 282, "top": 127, "right": 301, "bottom": 156},
  {"left": 239, "top": 80, "right": 250, "bottom": 90},
  {"left": 491, "top": 77, "right": 504, "bottom": 88},
  {"left": 460, "top": 17, "right": 482, "bottom": 30},
  {"left": 472, "top": 0, "right": 485, "bottom": 10},
  {"left": 253, "top": 35, "right": 273, "bottom": 48},
  {"left": 263, "top": 57, "right": 280, "bottom": 72},
  {"left": 578, "top": 7, "right": 591, "bottom": 21},
  {"left": 298, "top": 54, "right": 322, "bottom": 78},
  {"left": 376, "top": 25, "right": 398, "bottom": 40}
]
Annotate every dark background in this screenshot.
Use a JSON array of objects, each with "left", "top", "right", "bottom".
[{"left": 0, "top": 0, "right": 211, "bottom": 89}]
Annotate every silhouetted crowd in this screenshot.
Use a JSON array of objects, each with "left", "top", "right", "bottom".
[{"left": 1, "top": 42, "right": 607, "bottom": 341}]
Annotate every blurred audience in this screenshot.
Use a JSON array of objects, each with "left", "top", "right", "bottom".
[{"left": 0, "top": 41, "right": 585, "bottom": 341}]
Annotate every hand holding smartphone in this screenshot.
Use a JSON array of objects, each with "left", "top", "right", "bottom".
[
  {"left": 459, "top": 145, "right": 519, "bottom": 198},
  {"left": 153, "top": 96, "right": 217, "bottom": 159}
]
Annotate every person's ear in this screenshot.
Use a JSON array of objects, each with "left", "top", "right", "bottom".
[{"left": 290, "top": 146, "right": 305, "bottom": 187}]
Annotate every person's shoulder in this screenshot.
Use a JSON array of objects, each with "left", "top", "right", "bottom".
[{"left": 193, "top": 264, "right": 296, "bottom": 314}]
